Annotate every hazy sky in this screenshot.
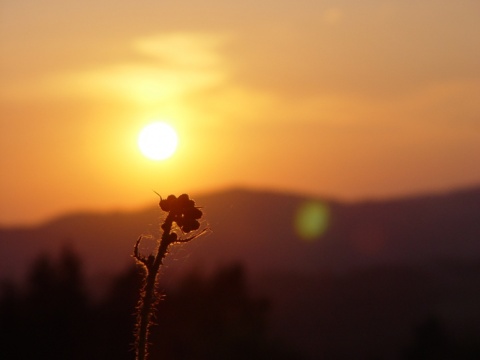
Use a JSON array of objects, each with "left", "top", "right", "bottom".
[{"left": 1, "top": 0, "right": 479, "bottom": 224}]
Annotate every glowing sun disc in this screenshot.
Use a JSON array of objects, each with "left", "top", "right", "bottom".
[{"left": 138, "top": 122, "right": 178, "bottom": 160}]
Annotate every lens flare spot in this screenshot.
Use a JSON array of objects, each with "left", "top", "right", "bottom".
[{"left": 295, "top": 201, "right": 330, "bottom": 241}]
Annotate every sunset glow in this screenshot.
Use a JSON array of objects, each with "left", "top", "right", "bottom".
[{"left": 1, "top": 1, "right": 479, "bottom": 224}]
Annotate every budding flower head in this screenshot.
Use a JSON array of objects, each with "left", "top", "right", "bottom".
[
  {"left": 159, "top": 194, "right": 177, "bottom": 212},
  {"left": 158, "top": 193, "right": 203, "bottom": 233}
]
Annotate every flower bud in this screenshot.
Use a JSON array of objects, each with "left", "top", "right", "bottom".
[
  {"left": 159, "top": 198, "right": 170, "bottom": 211},
  {"left": 177, "top": 194, "right": 190, "bottom": 206},
  {"left": 182, "top": 219, "right": 200, "bottom": 233}
]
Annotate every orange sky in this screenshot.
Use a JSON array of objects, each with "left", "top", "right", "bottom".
[{"left": 1, "top": 0, "right": 480, "bottom": 225}]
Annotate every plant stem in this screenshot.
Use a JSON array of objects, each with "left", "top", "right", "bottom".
[
  {"left": 135, "top": 214, "right": 173, "bottom": 360},
  {"left": 133, "top": 194, "right": 207, "bottom": 360}
]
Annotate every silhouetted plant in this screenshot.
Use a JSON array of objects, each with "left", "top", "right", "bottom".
[{"left": 133, "top": 193, "right": 208, "bottom": 360}]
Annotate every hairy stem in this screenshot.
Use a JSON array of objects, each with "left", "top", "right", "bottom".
[{"left": 135, "top": 214, "right": 173, "bottom": 360}]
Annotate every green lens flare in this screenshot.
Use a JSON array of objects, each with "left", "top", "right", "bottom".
[{"left": 295, "top": 201, "right": 330, "bottom": 241}]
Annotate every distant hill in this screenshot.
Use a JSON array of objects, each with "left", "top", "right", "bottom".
[
  {"left": 2, "top": 186, "right": 480, "bottom": 359},
  {"left": 2, "top": 186, "right": 480, "bottom": 283}
]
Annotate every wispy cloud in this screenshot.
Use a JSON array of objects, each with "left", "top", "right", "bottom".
[{"left": 49, "top": 33, "right": 229, "bottom": 104}]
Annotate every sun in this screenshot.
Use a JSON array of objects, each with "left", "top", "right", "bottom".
[{"left": 138, "top": 122, "right": 178, "bottom": 160}]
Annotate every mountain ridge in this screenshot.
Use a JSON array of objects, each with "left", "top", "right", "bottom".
[{"left": 1, "top": 184, "right": 480, "bottom": 283}]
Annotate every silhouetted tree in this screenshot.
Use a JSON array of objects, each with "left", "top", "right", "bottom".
[
  {"left": 91, "top": 265, "right": 143, "bottom": 360},
  {"left": 0, "top": 251, "right": 303, "bottom": 360},
  {"left": 403, "top": 316, "right": 451, "bottom": 360},
  {"left": 0, "top": 280, "right": 23, "bottom": 360},
  {"left": 0, "top": 248, "right": 90, "bottom": 360},
  {"left": 149, "top": 264, "right": 303, "bottom": 360}
]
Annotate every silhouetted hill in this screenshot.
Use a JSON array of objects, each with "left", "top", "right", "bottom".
[
  {"left": 2, "top": 186, "right": 480, "bottom": 282},
  {"left": 1, "top": 186, "right": 480, "bottom": 359}
]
